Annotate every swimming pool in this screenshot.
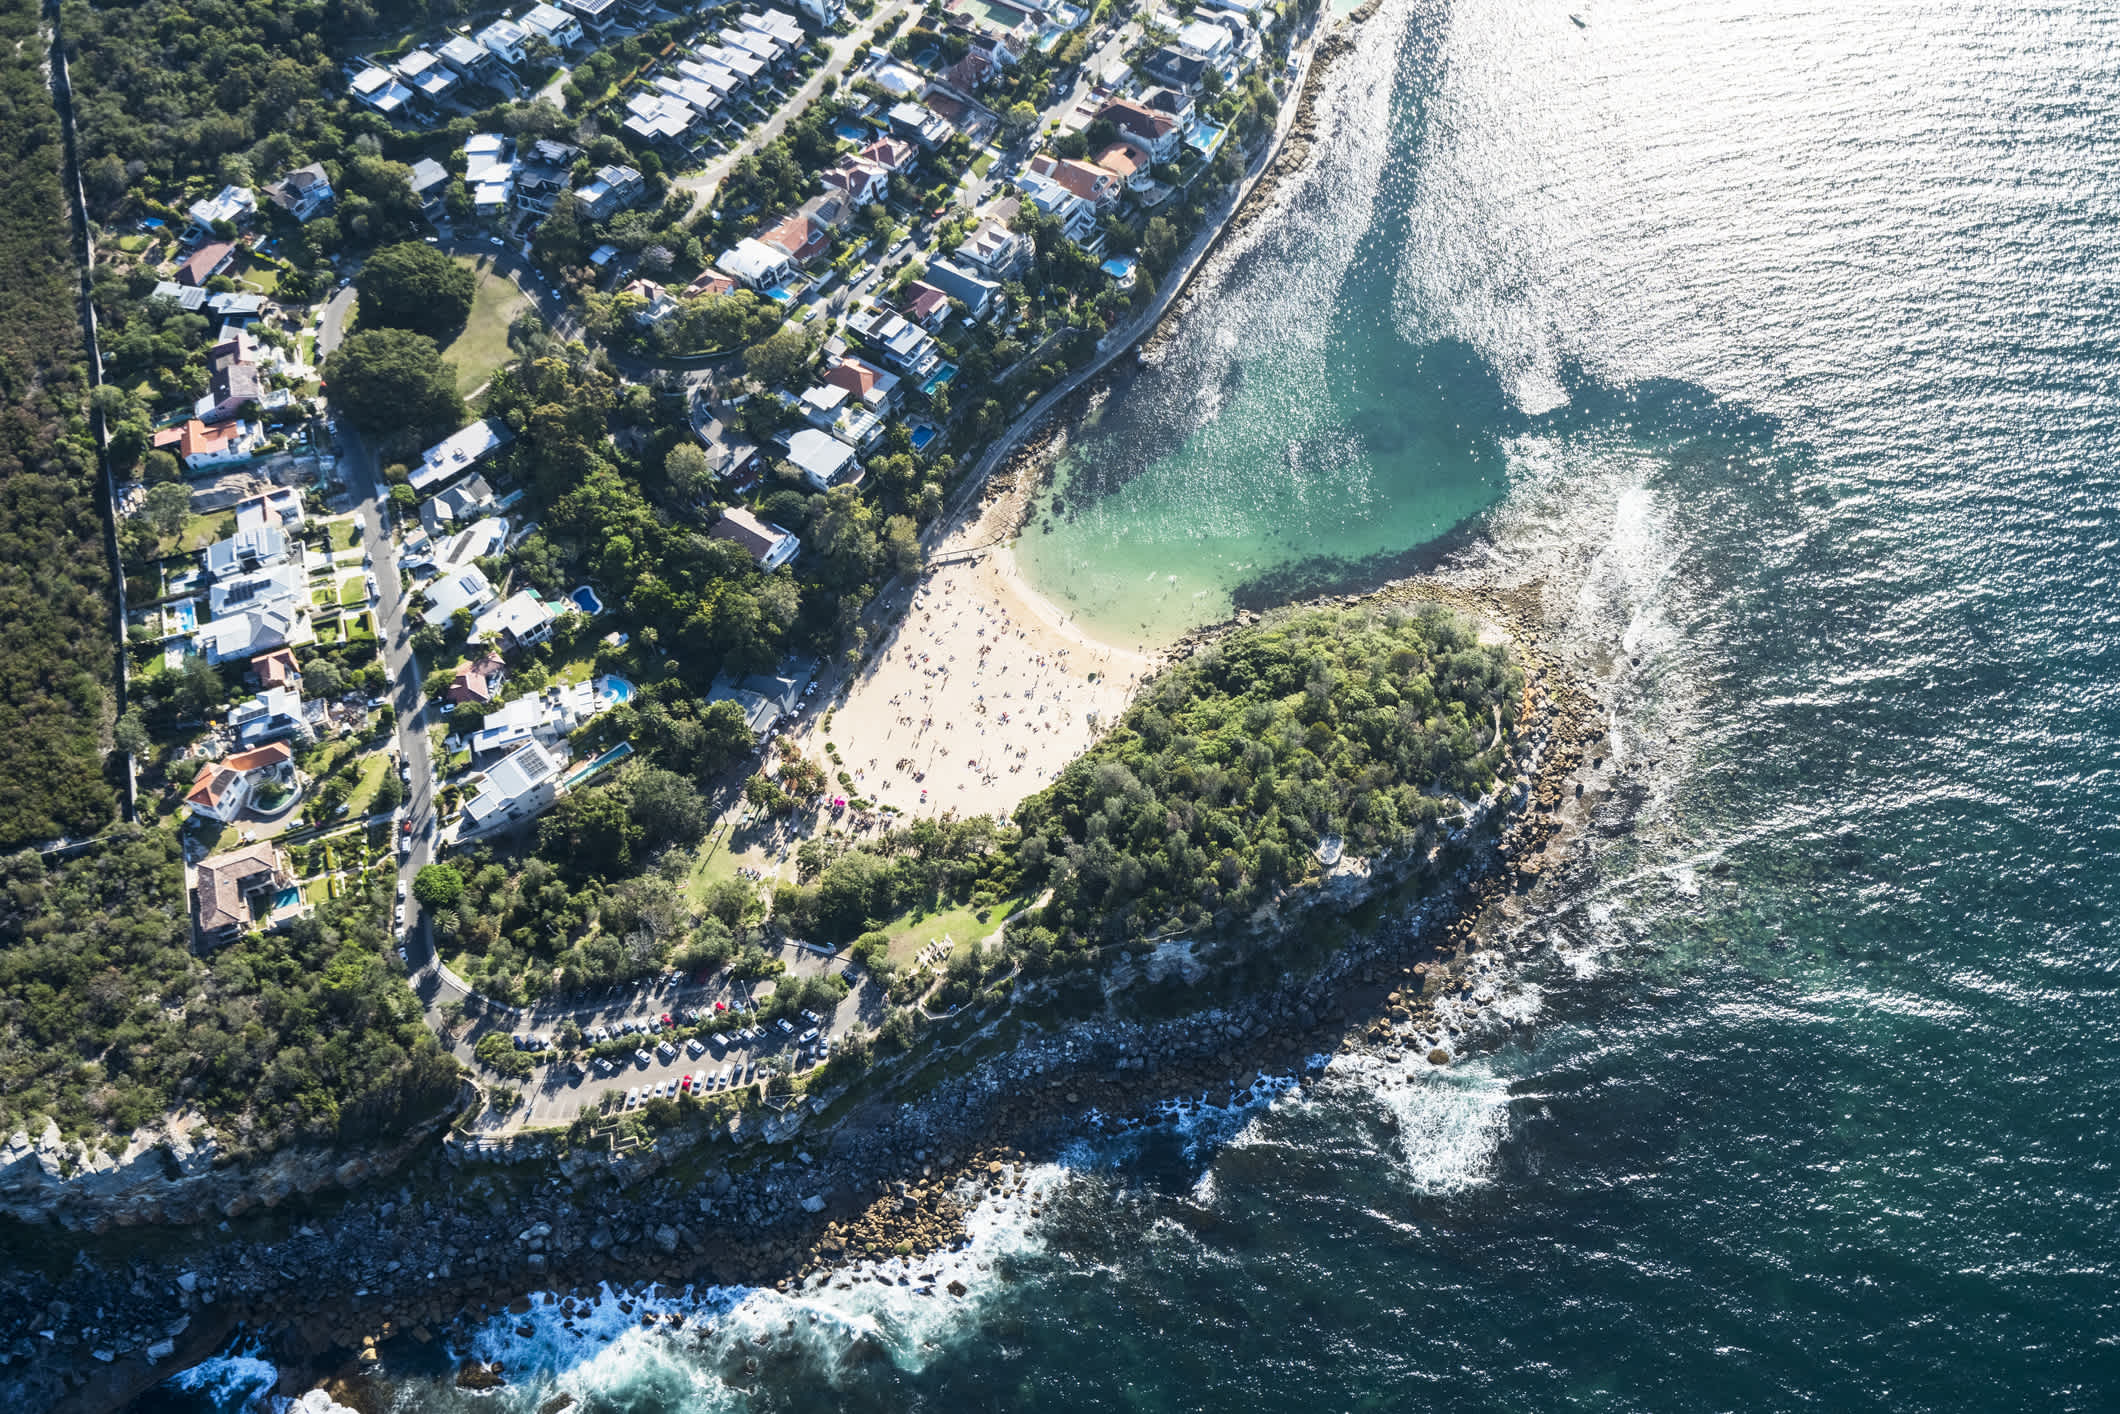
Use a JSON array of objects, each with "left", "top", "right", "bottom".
[
  {"left": 568, "top": 585, "right": 604, "bottom": 616},
  {"left": 565, "top": 740, "right": 633, "bottom": 787},
  {"left": 909, "top": 423, "right": 940, "bottom": 452},
  {"left": 920, "top": 363, "right": 958, "bottom": 397},
  {"left": 598, "top": 676, "right": 634, "bottom": 705},
  {"left": 168, "top": 598, "right": 198, "bottom": 635}
]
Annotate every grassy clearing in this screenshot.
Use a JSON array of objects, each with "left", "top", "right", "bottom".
[
  {"left": 338, "top": 576, "right": 367, "bottom": 607},
  {"left": 438, "top": 256, "right": 529, "bottom": 397},
  {"left": 343, "top": 752, "right": 391, "bottom": 818},
  {"left": 327, "top": 518, "right": 361, "bottom": 551},
  {"left": 881, "top": 892, "right": 1028, "bottom": 966}
]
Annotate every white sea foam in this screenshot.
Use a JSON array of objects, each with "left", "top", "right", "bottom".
[
  {"left": 164, "top": 1346, "right": 279, "bottom": 1410},
  {"left": 1325, "top": 1048, "right": 1516, "bottom": 1195}
]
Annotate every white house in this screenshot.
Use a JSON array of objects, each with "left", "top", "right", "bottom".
[
  {"left": 183, "top": 742, "right": 296, "bottom": 825},
  {"left": 477, "top": 17, "right": 529, "bottom": 64},
  {"left": 423, "top": 564, "right": 497, "bottom": 624},
  {"left": 393, "top": 49, "right": 459, "bottom": 104},
  {"left": 846, "top": 306, "right": 941, "bottom": 378},
  {"left": 1176, "top": 19, "right": 1236, "bottom": 64},
  {"left": 204, "top": 525, "right": 288, "bottom": 580},
  {"left": 411, "top": 418, "right": 510, "bottom": 492},
  {"left": 1016, "top": 170, "right": 1099, "bottom": 243},
  {"left": 459, "top": 741, "right": 566, "bottom": 836},
  {"left": 437, "top": 34, "right": 499, "bottom": 82},
  {"left": 208, "top": 563, "right": 305, "bottom": 621},
  {"left": 521, "top": 2, "right": 586, "bottom": 49},
  {"left": 576, "top": 163, "right": 644, "bottom": 220},
  {"left": 263, "top": 164, "right": 334, "bottom": 222},
  {"left": 561, "top": 0, "right": 624, "bottom": 39},
  {"left": 463, "top": 132, "right": 514, "bottom": 220},
  {"left": 710, "top": 507, "right": 800, "bottom": 571},
  {"left": 229, "top": 685, "right": 313, "bottom": 747},
  {"left": 349, "top": 66, "right": 417, "bottom": 117},
  {"left": 474, "top": 589, "right": 558, "bottom": 652},
  {"left": 956, "top": 217, "right": 1030, "bottom": 279},
  {"left": 786, "top": 427, "right": 860, "bottom": 490},
  {"left": 717, "top": 237, "right": 798, "bottom": 291},
  {"left": 185, "top": 184, "right": 256, "bottom": 239},
  {"left": 197, "top": 602, "right": 304, "bottom": 665}
]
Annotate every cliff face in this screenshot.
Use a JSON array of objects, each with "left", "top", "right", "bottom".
[{"left": 0, "top": 1100, "right": 464, "bottom": 1233}]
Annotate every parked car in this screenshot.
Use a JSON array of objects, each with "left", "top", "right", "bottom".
[
  {"left": 776, "top": 1018, "right": 795, "bottom": 1035},
  {"left": 798, "top": 1027, "right": 820, "bottom": 1045},
  {"left": 685, "top": 1038, "right": 706, "bottom": 1058},
  {"left": 634, "top": 1048, "right": 651, "bottom": 1067},
  {"left": 655, "top": 1042, "right": 676, "bottom": 1063},
  {"left": 679, "top": 1074, "right": 694, "bottom": 1093}
]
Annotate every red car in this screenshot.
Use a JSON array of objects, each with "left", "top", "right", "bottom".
[
  {"left": 660, "top": 1013, "right": 673, "bottom": 1029},
  {"left": 679, "top": 1073, "right": 694, "bottom": 1093}
]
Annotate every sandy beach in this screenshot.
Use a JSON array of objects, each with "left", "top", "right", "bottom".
[{"left": 791, "top": 491, "right": 1153, "bottom": 826}]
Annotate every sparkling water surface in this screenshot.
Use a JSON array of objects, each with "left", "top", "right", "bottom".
[{"left": 156, "top": 0, "right": 2120, "bottom": 1408}]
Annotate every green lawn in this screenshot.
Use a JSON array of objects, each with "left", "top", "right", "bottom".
[
  {"left": 971, "top": 152, "right": 994, "bottom": 177},
  {"left": 235, "top": 259, "right": 280, "bottom": 296},
  {"left": 880, "top": 892, "right": 1030, "bottom": 966},
  {"left": 438, "top": 257, "right": 529, "bottom": 396},
  {"left": 338, "top": 576, "right": 367, "bottom": 607},
  {"left": 327, "top": 518, "right": 361, "bottom": 551},
  {"left": 343, "top": 753, "right": 391, "bottom": 818},
  {"left": 144, "top": 511, "right": 230, "bottom": 562}
]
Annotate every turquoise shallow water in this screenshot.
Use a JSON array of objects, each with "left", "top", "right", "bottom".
[{"left": 158, "top": 0, "right": 2120, "bottom": 1408}]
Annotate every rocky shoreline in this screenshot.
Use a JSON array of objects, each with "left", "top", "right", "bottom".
[{"left": 1, "top": 569, "right": 1618, "bottom": 1414}]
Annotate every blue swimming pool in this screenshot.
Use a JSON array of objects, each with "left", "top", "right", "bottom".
[
  {"left": 833, "top": 120, "right": 869, "bottom": 143},
  {"left": 170, "top": 598, "right": 198, "bottom": 634},
  {"left": 909, "top": 423, "right": 940, "bottom": 452},
  {"left": 565, "top": 740, "right": 633, "bottom": 787},
  {"left": 568, "top": 585, "right": 604, "bottom": 616},
  {"left": 920, "top": 363, "right": 958, "bottom": 397},
  {"left": 599, "top": 676, "right": 634, "bottom": 705}
]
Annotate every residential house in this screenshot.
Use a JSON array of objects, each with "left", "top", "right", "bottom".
[
  {"left": 476, "top": 17, "right": 529, "bottom": 66},
  {"left": 1175, "top": 18, "right": 1236, "bottom": 66},
  {"left": 719, "top": 25, "right": 788, "bottom": 66},
  {"left": 229, "top": 685, "right": 313, "bottom": 748},
  {"left": 691, "top": 407, "right": 763, "bottom": 483},
  {"left": 249, "top": 648, "right": 301, "bottom": 691},
  {"left": 903, "top": 278, "right": 953, "bottom": 328},
  {"left": 685, "top": 269, "right": 737, "bottom": 299},
  {"left": 458, "top": 741, "right": 565, "bottom": 836},
  {"left": 706, "top": 666, "right": 806, "bottom": 737},
  {"left": 785, "top": 426, "right": 861, "bottom": 490},
  {"left": 183, "top": 743, "right": 296, "bottom": 825},
  {"left": 410, "top": 418, "right": 510, "bottom": 492},
  {"left": 447, "top": 654, "right": 506, "bottom": 705},
  {"left": 653, "top": 72, "right": 724, "bottom": 119},
  {"left": 1140, "top": 44, "right": 1209, "bottom": 94},
  {"left": 939, "top": 46, "right": 998, "bottom": 96},
  {"left": 263, "top": 164, "right": 333, "bottom": 222},
  {"left": 394, "top": 49, "right": 460, "bottom": 104},
  {"left": 746, "top": 9, "right": 809, "bottom": 48},
  {"left": 623, "top": 91, "right": 701, "bottom": 145},
  {"left": 150, "top": 280, "right": 209, "bottom": 313},
  {"left": 1027, "top": 152, "right": 1121, "bottom": 209},
  {"left": 514, "top": 139, "right": 580, "bottom": 215},
  {"left": 846, "top": 306, "right": 942, "bottom": 377},
  {"left": 437, "top": 34, "right": 499, "bottom": 82},
  {"left": 423, "top": 564, "right": 497, "bottom": 624},
  {"left": 466, "top": 679, "right": 609, "bottom": 756},
  {"left": 759, "top": 207, "right": 834, "bottom": 267},
  {"left": 560, "top": 0, "right": 624, "bottom": 40},
  {"left": 463, "top": 132, "right": 514, "bottom": 221},
  {"left": 710, "top": 507, "right": 800, "bottom": 571},
  {"left": 576, "top": 163, "right": 643, "bottom": 220},
  {"left": 196, "top": 329, "right": 265, "bottom": 423},
  {"left": 791, "top": 0, "right": 841, "bottom": 26},
  {"left": 436, "top": 515, "right": 509, "bottom": 569},
  {"left": 153, "top": 417, "right": 262, "bottom": 469},
  {"left": 888, "top": 101, "right": 954, "bottom": 149},
  {"left": 204, "top": 524, "right": 287, "bottom": 580},
  {"left": 208, "top": 563, "right": 305, "bottom": 621},
  {"left": 349, "top": 65, "right": 417, "bottom": 117},
  {"left": 475, "top": 589, "right": 557, "bottom": 651},
  {"left": 233, "top": 487, "right": 304, "bottom": 535},
  {"left": 1144, "top": 85, "right": 1199, "bottom": 132},
  {"left": 407, "top": 157, "right": 452, "bottom": 221},
  {"left": 823, "top": 354, "right": 901, "bottom": 413},
  {"left": 1017, "top": 170, "right": 1099, "bottom": 243},
  {"left": 191, "top": 842, "right": 299, "bottom": 946},
  {"left": 1098, "top": 97, "right": 1183, "bottom": 164},
  {"left": 862, "top": 135, "right": 918, "bottom": 173},
  {"left": 520, "top": 2, "right": 586, "bottom": 50},
  {"left": 676, "top": 55, "right": 745, "bottom": 100},
  {"left": 177, "top": 241, "right": 237, "bottom": 287},
  {"left": 797, "top": 381, "right": 884, "bottom": 449},
  {"left": 922, "top": 258, "right": 1000, "bottom": 319},
  {"left": 821, "top": 156, "right": 890, "bottom": 208},
  {"left": 718, "top": 237, "right": 798, "bottom": 291},
  {"left": 620, "top": 279, "right": 679, "bottom": 325},
  {"left": 1095, "top": 142, "right": 1150, "bottom": 191},
  {"left": 698, "top": 42, "right": 767, "bottom": 86},
  {"left": 419, "top": 472, "right": 495, "bottom": 536},
  {"left": 956, "top": 217, "right": 1030, "bottom": 280},
  {"left": 185, "top": 185, "right": 256, "bottom": 241},
  {"left": 196, "top": 600, "right": 302, "bottom": 665}
]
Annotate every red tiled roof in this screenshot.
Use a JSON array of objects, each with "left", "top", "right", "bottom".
[
  {"left": 179, "top": 241, "right": 236, "bottom": 286},
  {"left": 250, "top": 648, "right": 300, "bottom": 689},
  {"left": 153, "top": 418, "right": 243, "bottom": 458}
]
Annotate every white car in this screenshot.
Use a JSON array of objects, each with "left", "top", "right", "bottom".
[{"left": 625, "top": 1088, "right": 642, "bottom": 1109}]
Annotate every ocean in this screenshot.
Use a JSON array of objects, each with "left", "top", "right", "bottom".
[{"left": 157, "top": 0, "right": 2120, "bottom": 1408}]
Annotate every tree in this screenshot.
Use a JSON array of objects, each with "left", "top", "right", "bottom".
[
  {"left": 413, "top": 863, "right": 465, "bottom": 909},
  {"left": 141, "top": 481, "right": 191, "bottom": 538},
  {"left": 664, "top": 442, "right": 713, "bottom": 503},
  {"left": 743, "top": 323, "right": 811, "bottom": 388},
  {"left": 627, "top": 767, "right": 708, "bottom": 846},
  {"left": 324, "top": 329, "right": 465, "bottom": 451},
  {"left": 356, "top": 241, "right": 477, "bottom": 338},
  {"left": 883, "top": 513, "right": 923, "bottom": 576}
]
